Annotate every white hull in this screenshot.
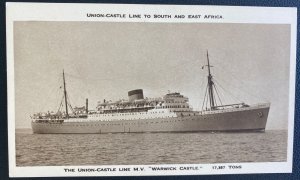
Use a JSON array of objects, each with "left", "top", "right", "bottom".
[{"left": 31, "top": 105, "right": 269, "bottom": 134}]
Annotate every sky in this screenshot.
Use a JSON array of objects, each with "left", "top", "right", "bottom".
[{"left": 13, "top": 22, "right": 291, "bottom": 129}]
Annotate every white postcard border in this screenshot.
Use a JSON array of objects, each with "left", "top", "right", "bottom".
[{"left": 6, "top": 2, "right": 297, "bottom": 177}]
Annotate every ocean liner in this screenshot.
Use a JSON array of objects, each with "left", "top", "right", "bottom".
[{"left": 31, "top": 52, "right": 270, "bottom": 134}]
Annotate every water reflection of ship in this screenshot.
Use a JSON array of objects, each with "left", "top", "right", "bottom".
[{"left": 31, "top": 51, "right": 270, "bottom": 134}]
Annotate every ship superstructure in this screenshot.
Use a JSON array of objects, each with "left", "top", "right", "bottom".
[{"left": 31, "top": 52, "right": 270, "bottom": 134}]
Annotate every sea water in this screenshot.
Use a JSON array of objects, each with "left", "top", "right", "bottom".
[{"left": 15, "top": 129, "right": 287, "bottom": 166}]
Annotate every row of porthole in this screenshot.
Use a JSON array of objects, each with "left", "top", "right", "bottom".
[
  {"left": 90, "top": 111, "right": 170, "bottom": 118},
  {"left": 46, "top": 118, "right": 188, "bottom": 126},
  {"left": 204, "top": 108, "right": 251, "bottom": 114},
  {"left": 88, "top": 116, "right": 175, "bottom": 121},
  {"left": 90, "top": 112, "right": 147, "bottom": 117},
  {"left": 39, "top": 116, "right": 209, "bottom": 127},
  {"left": 44, "top": 118, "right": 201, "bottom": 127}
]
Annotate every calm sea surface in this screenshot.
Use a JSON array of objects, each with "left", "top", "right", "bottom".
[{"left": 15, "top": 129, "right": 287, "bottom": 166}]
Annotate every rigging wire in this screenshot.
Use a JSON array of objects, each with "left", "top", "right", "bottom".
[
  {"left": 56, "top": 96, "right": 64, "bottom": 114},
  {"left": 50, "top": 53, "right": 263, "bottom": 114},
  {"left": 205, "top": 87, "right": 209, "bottom": 110},
  {"left": 201, "top": 83, "right": 209, "bottom": 111},
  {"left": 213, "top": 65, "right": 267, "bottom": 102},
  {"left": 213, "top": 83, "right": 223, "bottom": 106},
  {"left": 63, "top": 72, "right": 91, "bottom": 110},
  {"left": 196, "top": 75, "right": 209, "bottom": 111},
  {"left": 54, "top": 76, "right": 64, "bottom": 113},
  {"left": 68, "top": 65, "right": 92, "bottom": 104},
  {"left": 65, "top": 72, "right": 140, "bottom": 82},
  {"left": 215, "top": 79, "right": 235, "bottom": 104},
  {"left": 213, "top": 85, "right": 218, "bottom": 107},
  {"left": 213, "top": 79, "right": 242, "bottom": 103},
  {"left": 38, "top": 74, "right": 62, "bottom": 113},
  {"left": 66, "top": 93, "right": 75, "bottom": 114}
]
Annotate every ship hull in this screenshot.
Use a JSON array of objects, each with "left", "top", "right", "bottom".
[{"left": 31, "top": 105, "right": 269, "bottom": 134}]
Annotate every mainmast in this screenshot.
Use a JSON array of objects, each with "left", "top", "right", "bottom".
[
  {"left": 206, "top": 50, "right": 215, "bottom": 110},
  {"left": 63, "top": 70, "right": 69, "bottom": 118}
]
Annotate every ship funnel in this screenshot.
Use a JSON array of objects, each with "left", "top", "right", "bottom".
[
  {"left": 128, "top": 89, "right": 144, "bottom": 102},
  {"left": 86, "top": 98, "right": 88, "bottom": 114}
]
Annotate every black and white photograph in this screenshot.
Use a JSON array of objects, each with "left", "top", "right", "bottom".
[{"left": 6, "top": 3, "right": 296, "bottom": 177}]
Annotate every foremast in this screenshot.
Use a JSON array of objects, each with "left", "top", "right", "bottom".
[
  {"left": 206, "top": 51, "right": 216, "bottom": 110},
  {"left": 63, "top": 70, "right": 69, "bottom": 119},
  {"left": 202, "top": 51, "right": 250, "bottom": 111}
]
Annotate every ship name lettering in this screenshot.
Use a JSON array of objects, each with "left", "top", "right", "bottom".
[
  {"left": 86, "top": 13, "right": 105, "bottom": 18},
  {"left": 150, "top": 166, "right": 177, "bottom": 171},
  {"left": 105, "top": 14, "right": 126, "bottom": 18},
  {"left": 179, "top": 166, "right": 199, "bottom": 170},
  {"left": 96, "top": 167, "right": 116, "bottom": 172},
  {"left": 77, "top": 168, "right": 95, "bottom": 172}
]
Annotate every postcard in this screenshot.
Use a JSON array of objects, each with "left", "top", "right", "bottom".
[{"left": 6, "top": 2, "right": 297, "bottom": 177}]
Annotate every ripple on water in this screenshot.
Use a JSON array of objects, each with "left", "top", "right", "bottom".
[{"left": 15, "top": 130, "right": 288, "bottom": 166}]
